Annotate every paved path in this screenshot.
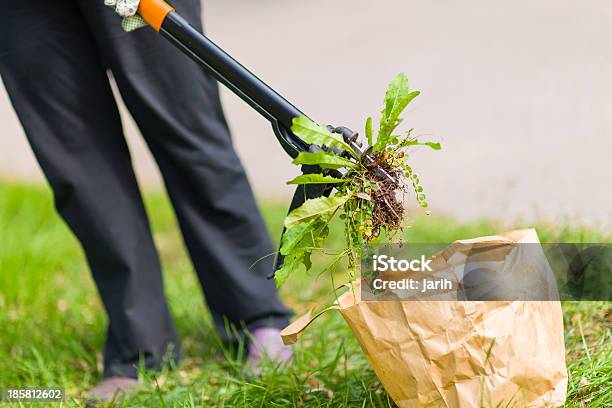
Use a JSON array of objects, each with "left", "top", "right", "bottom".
[{"left": 1, "top": 0, "right": 610, "bottom": 228}]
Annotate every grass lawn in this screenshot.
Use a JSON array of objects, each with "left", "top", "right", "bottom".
[{"left": 0, "top": 182, "right": 609, "bottom": 407}]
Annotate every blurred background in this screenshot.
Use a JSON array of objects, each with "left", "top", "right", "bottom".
[{"left": 1, "top": 0, "right": 610, "bottom": 228}]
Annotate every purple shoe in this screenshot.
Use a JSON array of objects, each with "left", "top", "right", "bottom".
[
  {"left": 245, "top": 327, "right": 293, "bottom": 374},
  {"left": 86, "top": 376, "right": 140, "bottom": 406}
]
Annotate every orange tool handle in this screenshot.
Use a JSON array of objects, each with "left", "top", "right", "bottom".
[{"left": 138, "top": 0, "right": 175, "bottom": 31}]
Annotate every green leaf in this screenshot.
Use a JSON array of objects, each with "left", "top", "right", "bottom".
[
  {"left": 420, "top": 141, "right": 441, "bottom": 150},
  {"left": 365, "top": 117, "right": 373, "bottom": 146},
  {"left": 302, "top": 250, "right": 313, "bottom": 271},
  {"left": 294, "top": 220, "right": 330, "bottom": 272},
  {"left": 382, "top": 73, "right": 410, "bottom": 118},
  {"left": 375, "top": 73, "right": 420, "bottom": 151},
  {"left": 291, "top": 116, "right": 353, "bottom": 154},
  {"left": 397, "top": 139, "right": 442, "bottom": 150},
  {"left": 284, "top": 195, "right": 349, "bottom": 229},
  {"left": 280, "top": 216, "right": 322, "bottom": 255},
  {"left": 274, "top": 253, "right": 301, "bottom": 287},
  {"left": 277, "top": 220, "right": 326, "bottom": 284},
  {"left": 286, "top": 174, "right": 345, "bottom": 185},
  {"left": 292, "top": 151, "right": 357, "bottom": 169}
]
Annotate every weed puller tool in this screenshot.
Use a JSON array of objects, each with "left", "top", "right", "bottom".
[{"left": 135, "top": 0, "right": 395, "bottom": 276}]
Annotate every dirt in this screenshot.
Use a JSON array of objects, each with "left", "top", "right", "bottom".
[{"left": 364, "top": 152, "right": 406, "bottom": 240}]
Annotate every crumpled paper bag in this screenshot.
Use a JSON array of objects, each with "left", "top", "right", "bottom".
[{"left": 282, "top": 229, "right": 568, "bottom": 407}]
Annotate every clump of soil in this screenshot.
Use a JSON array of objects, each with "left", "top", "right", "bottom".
[{"left": 364, "top": 151, "right": 406, "bottom": 241}]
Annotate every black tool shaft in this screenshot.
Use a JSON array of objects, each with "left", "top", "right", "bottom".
[{"left": 159, "top": 13, "right": 304, "bottom": 132}]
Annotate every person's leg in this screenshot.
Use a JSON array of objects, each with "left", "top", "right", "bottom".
[
  {"left": 0, "top": 0, "right": 179, "bottom": 378},
  {"left": 78, "top": 0, "right": 291, "bottom": 339}
]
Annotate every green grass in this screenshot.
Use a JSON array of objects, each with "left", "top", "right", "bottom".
[{"left": 0, "top": 182, "right": 609, "bottom": 407}]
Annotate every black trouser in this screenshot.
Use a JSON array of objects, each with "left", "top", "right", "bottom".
[{"left": 0, "top": 0, "right": 290, "bottom": 378}]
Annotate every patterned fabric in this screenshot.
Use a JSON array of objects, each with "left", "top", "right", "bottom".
[{"left": 104, "top": 0, "right": 147, "bottom": 32}]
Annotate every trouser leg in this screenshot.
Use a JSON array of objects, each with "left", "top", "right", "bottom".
[
  {"left": 78, "top": 0, "right": 291, "bottom": 338},
  {"left": 0, "top": 0, "right": 179, "bottom": 377}
]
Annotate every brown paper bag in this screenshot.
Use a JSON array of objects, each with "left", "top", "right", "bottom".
[{"left": 282, "top": 229, "right": 568, "bottom": 407}]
